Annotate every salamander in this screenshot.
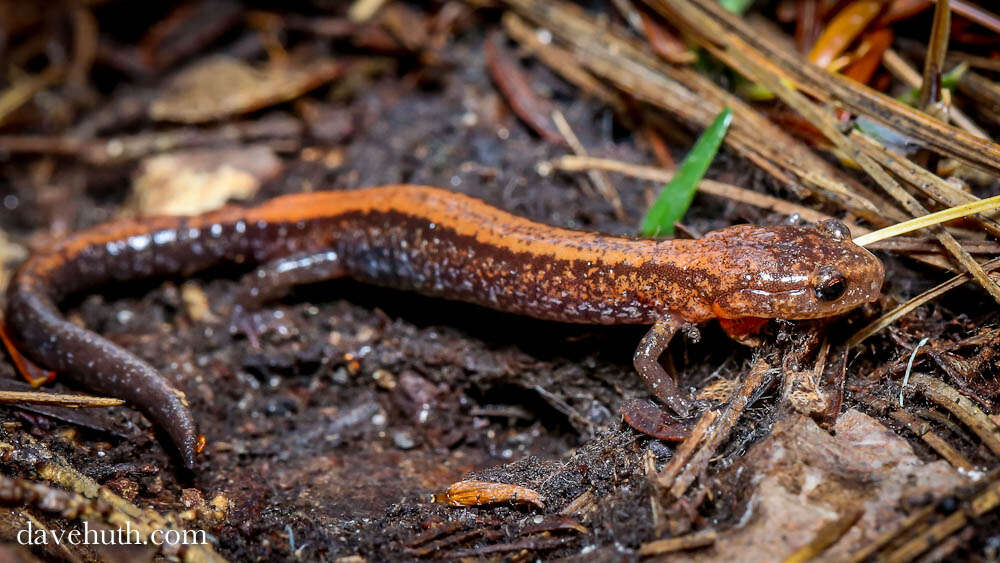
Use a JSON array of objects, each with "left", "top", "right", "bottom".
[{"left": 2, "top": 185, "right": 884, "bottom": 467}]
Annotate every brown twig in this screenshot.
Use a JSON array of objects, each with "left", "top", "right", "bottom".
[
  {"left": 868, "top": 237, "right": 1000, "bottom": 255},
  {"left": 0, "top": 391, "right": 123, "bottom": 408},
  {"left": 784, "top": 508, "right": 864, "bottom": 563},
  {"left": 638, "top": 9, "right": 697, "bottom": 64},
  {"left": 908, "top": 373, "right": 1000, "bottom": 457},
  {"left": 883, "top": 48, "right": 988, "bottom": 139},
  {"left": 890, "top": 410, "right": 975, "bottom": 471},
  {"left": 0, "top": 66, "right": 64, "bottom": 126},
  {"left": 551, "top": 110, "right": 626, "bottom": 220},
  {"left": 654, "top": 409, "right": 718, "bottom": 490},
  {"left": 647, "top": 0, "right": 1000, "bottom": 176},
  {"left": 950, "top": 0, "right": 1000, "bottom": 35},
  {"left": 849, "top": 257, "right": 1000, "bottom": 346},
  {"left": 657, "top": 359, "right": 777, "bottom": 498},
  {"left": 882, "top": 476, "right": 1000, "bottom": 562},
  {"left": 502, "top": 0, "right": 895, "bottom": 224},
  {"left": 0, "top": 114, "right": 303, "bottom": 165},
  {"left": 637, "top": 530, "right": 717, "bottom": 556},
  {"left": 919, "top": 0, "right": 951, "bottom": 109},
  {"left": 846, "top": 503, "right": 938, "bottom": 562},
  {"left": 502, "top": 13, "right": 622, "bottom": 110}
]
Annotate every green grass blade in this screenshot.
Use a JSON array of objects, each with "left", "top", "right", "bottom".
[
  {"left": 897, "top": 62, "right": 968, "bottom": 106},
  {"left": 640, "top": 107, "right": 732, "bottom": 237},
  {"left": 719, "top": 0, "right": 756, "bottom": 15}
]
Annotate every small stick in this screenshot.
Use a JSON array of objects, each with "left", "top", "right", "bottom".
[
  {"left": 551, "top": 111, "right": 627, "bottom": 220},
  {"left": 853, "top": 195, "right": 1000, "bottom": 246},
  {"left": 851, "top": 131, "right": 1000, "bottom": 237},
  {"left": 848, "top": 257, "right": 1000, "bottom": 346},
  {"left": 846, "top": 504, "right": 937, "bottom": 563},
  {"left": 637, "top": 530, "right": 717, "bottom": 556},
  {"left": 882, "top": 478, "right": 1000, "bottom": 563},
  {"left": 883, "top": 48, "right": 988, "bottom": 139},
  {"left": 909, "top": 373, "right": 1000, "bottom": 456},
  {"left": 951, "top": 0, "right": 1000, "bottom": 35},
  {"left": 0, "top": 66, "right": 64, "bottom": 126},
  {"left": 868, "top": 238, "right": 1000, "bottom": 255},
  {"left": 784, "top": 508, "right": 864, "bottom": 563},
  {"left": 657, "top": 359, "right": 776, "bottom": 498},
  {"left": 0, "top": 391, "right": 124, "bottom": 408},
  {"left": 918, "top": 0, "right": 951, "bottom": 109},
  {"left": 890, "top": 410, "right": 975, "bottom": 471},
  {"left": 655, "top": 409, "right": 718, "bottom": 489},
  {"left": 502, "top": 13, "right": 622, "bottom": 109},
  {"left": 550, "top": 155, "right": 858, "bottom": 230}
]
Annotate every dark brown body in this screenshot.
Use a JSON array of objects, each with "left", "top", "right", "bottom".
[{"left": 3, "top": 185, "right": 883, "bottom": 467}]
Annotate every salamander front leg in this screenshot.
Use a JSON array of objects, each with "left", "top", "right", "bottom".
[
  {"left": 231, "top": 251, "right": 346, "bottom": 340},
  {"left": 634, "top": 315, "right": 694, "bottom": 417}
]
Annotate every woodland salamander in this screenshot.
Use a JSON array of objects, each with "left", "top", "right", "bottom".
[{"left": 3, "top": 185, "right": 884, "bottom": 467}]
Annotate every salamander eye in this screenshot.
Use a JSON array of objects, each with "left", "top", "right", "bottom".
[{"left": 814, "top": 266, "right": 847, "bottom": 301}]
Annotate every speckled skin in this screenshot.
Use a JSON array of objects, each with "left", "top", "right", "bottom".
[{"left": 4, "top": 185, "right": 884, "bottom": 467}]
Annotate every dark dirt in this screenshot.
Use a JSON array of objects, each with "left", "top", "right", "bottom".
[{"left": 1, "top": 2, "right": 999, "bottom": 561}]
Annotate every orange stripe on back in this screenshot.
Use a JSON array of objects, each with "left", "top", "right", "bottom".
[{"left": 246, "top": 186, "right": 695, "bottom": 267}]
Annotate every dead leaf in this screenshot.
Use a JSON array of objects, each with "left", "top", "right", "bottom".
[
  {"left": 664, "top": 410, "right": 971, "bottom": 562},
  {"left": 131, "top": 145, "right": 282, "bottom": 216},
  {"left": 149, "top": 55, "right": 342, "bottom": 123}
]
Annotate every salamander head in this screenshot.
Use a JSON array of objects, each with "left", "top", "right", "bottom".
[{"left": 707, "top": 221, "right": 884, "bottom": 320}]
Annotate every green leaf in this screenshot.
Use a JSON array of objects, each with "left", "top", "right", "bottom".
[
  {"left": 640, "top": 107, "right": 732, "bottom": 238},
  {"left": 719, "top": 0, "right": 755, "bottom": 15}
]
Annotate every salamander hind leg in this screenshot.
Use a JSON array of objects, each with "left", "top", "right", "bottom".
[
  {"left": 237, "top": 250, "right": 346, "bottom": 307},
  {"left": 231, "top": 251, "right": 347, "bottom": 341},
  {"left": 633, "top": 314, "right": 695, "bottom": 417}
]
